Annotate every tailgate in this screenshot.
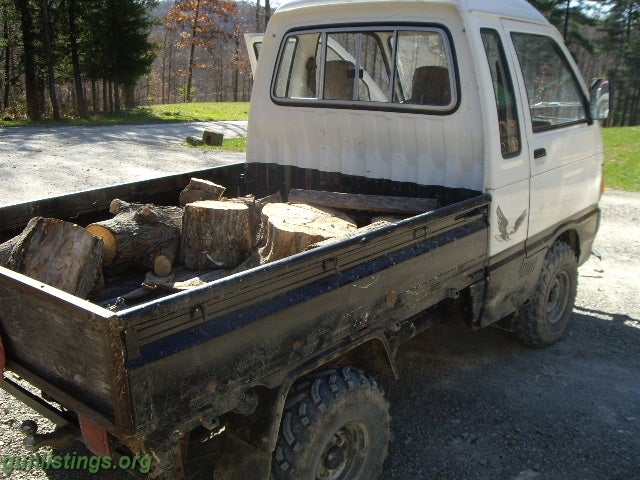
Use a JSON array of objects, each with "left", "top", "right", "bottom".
[{"left": 0, "top": 266, "right": 132, "bottom": 434}]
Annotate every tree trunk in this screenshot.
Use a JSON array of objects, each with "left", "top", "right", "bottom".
[
  {"left": 68, "top": 0, "right": 87, "bottom": 117},
  {"left": 563, "top": 0, "right": 570, "bottom": 40},
  {"left": 86, "top": 200, "right": 183, "bottom": 277},
  {"left": 124, "top": 84, "right": 135, "bottom": 109},
  {"left": 233, "top": 37, "right": 240, "bottom": 101},
  {"left": 0, "top": 217, "right": 105, "bottom": 298},
  {"left": 264, "top": 0, "right": 271, "bottom": 26},
  {"left": 181, "top": 200, "right": 253, "bottom": 270},
  {"left": 102, "top": 78, "right": 108, "bottom": 112},
  {"left": 255, "top": 0, "right": 261, "bottom": 31},
  {"left": 186, "top": 0, "right": 201, "bottom": 103},
  {"left": 2, "top": 5, "right": 10, "bottom": 109},
  {"left": 91, "top": 79, "right": 98, "bottom": 113},
  {"left": 114, "top": 80, "right": 120, "bottom": 113},
  {"left": 40, "top": 0, "right": 60, "bottom": 120},
  {"left": 15, "top": 0, "right": 43, "bottom": 120}
]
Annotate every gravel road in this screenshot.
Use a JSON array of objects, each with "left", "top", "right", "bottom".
[
  {"left": 0, "top": 123, "right": 638, "bottom": 479},
  {"left": 0, "top": 121, "right": 247, "bottom": 206}
]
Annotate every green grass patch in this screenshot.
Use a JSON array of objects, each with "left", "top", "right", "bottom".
[
  {"left": 0, "top": 102, "right": 250, "bottom": 127},
  {"left": 144, "top": 102, "right": 250, "bottom": 121},
  {"left": 602, "top": 126, "right": 640, "bottom": 192},
  {"left": 186, "top": 137, "right": 247, "bottom": 152}
]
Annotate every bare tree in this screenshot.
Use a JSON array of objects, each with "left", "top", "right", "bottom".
[{"left": 40, "top": 0, "right": 60, "bottom": 119}]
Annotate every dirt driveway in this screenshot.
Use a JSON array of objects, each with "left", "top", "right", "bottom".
[
  {"left": 0, "top": 121, "right": 247, "bottom": 206},
  {"left": 0, "top": 123, "right": 638, "bottom": 479},
  {"left": 381, "top": 190, "right": 640, "bottom": 480}
]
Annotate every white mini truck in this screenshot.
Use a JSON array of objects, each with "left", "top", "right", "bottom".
[
  {"left": 247, "top": 0, "right": 606, "bottom": 345},
  {"left": 0, "top": 0, "right": 606, "bottom": 479}
]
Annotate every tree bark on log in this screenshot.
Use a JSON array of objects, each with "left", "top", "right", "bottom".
[
  {"left": 0, "top": 217, "right": 104, "bottom": 298},
  {"left": 179, "top": 178, "right": 227, "bottom": 206},
  {"left": 287, "top": 189, "right": 439, "bottom": 215},
  {"left": 181, "top": 200, "right": 253, "bottom": 270},
  {"left": 86, "top": 199, "right": 183, "bottom": 276},
  {"left": 259, "top": 203, "right": 357, "bottom": 263}
]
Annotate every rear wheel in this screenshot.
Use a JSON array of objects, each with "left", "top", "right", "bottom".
[
  {"left": 272, "top": 367, "right": 390, "bottom": 480},
  {"left": 514, "top": 241, "right": 578, "bottom": 347}
]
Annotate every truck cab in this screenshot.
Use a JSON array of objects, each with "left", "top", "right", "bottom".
[{"left": 247, "top": 0, "right": 604, "bottom": 331}]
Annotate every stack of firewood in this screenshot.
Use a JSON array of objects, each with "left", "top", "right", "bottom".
[{"left": 0, "top": 177, "right": 436, "bottom": 301}]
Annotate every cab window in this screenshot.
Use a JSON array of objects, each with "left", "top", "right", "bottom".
[
  {"left": 481, "top": 29, "right": 521, "bottom": 157},
  {"left": 511, "top": 33, "right": 587, "bottom": 132},
  {"left": 272, "top": 26, "right": 457, "bottom": 113}
]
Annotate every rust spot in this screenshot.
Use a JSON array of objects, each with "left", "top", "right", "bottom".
[
  {"left": 207, "top": 379, "right": 219, "bottom": 393},
  {"left": 122, "top": 435, "right": 147, "bottom": 455},
  {"left": 292, "top": 340, "right": 304, "bottom": 351},
  {"left": 386, "top": 291, "right": 398, "bottom": 308}
]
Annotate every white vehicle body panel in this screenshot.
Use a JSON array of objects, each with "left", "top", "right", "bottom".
[
  {"left": 247, "top": 0, "right": 603, "bottom": 258},
  {"left": 248, "top": 2, "right": 485, "bottom": 191}
]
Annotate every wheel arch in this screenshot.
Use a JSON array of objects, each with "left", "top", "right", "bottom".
[
  {"left": 212, "top": 335, "right": 397, "bottom": 479},
  {"left": 555, "top": 228, "right": 580, "bottom": 260}
]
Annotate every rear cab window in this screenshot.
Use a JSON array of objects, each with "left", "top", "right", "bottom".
[{"left": 272, "top": 26, "right": 458, "bottom": 113}]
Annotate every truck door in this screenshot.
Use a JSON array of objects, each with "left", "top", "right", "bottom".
[
  {"left": 502, "top": 21, "right": 602, "bottom": 249},
  {"left": 476, "top": 24, "right": 532, "bottom": 325},
  {"left": 244, "top": 33, "right": 263, "bottom": 76},
  {"left": 480, "top": 26, "right": 531, "bottom": 258}
]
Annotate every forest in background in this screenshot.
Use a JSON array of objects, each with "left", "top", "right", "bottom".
[{"left": 0, "top": 0, "right": 639, "bottom": 126}]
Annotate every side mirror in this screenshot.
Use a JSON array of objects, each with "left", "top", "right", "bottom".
[{"left": 590, "top": 78, "right": 610, "bottom": 121}]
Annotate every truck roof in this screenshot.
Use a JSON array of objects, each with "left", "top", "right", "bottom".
[{"left": 276, "top": 0, "right": 548, "bottom": 25}]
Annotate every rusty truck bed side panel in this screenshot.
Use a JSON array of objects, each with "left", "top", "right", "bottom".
[{"left": 0, "top": 267, "right": 132, "bottom": 434}]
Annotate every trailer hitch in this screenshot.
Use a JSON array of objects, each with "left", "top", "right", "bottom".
[{"left": 20, "top": 420, "right": 77, "bottom": 452}]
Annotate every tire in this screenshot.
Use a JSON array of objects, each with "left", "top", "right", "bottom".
[
  {"left": 272, "top": 367, "right": 390, "bottom": 480},
  {"left": 514, "top": 241, "right": 578, "bottom": 347}
]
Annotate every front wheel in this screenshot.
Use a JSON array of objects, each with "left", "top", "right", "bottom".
[
  {"left": 514, "top": 241, "right": 578, "bottom": 347},
  {"left": 272, "top": 367, "right": 390, "bottom": 480}
]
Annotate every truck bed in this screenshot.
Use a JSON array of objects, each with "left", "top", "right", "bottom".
[{"left": 0, "top": 162, "right": 489, "bottom": 458}]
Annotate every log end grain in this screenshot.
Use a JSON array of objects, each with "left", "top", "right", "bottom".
[{"left": 86, "top": 224, "right": 117, "bottom": 265}]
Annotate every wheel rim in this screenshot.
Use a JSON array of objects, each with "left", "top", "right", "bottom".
[
  {"left": 546, "top": 270, "right": 570, "bottom": 325},
  {"left": 315, "top": 421, "right": 369, "bottom": 480}
]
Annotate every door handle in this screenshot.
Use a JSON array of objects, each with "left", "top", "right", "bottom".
[{"left": 534, "top": 148, "right": 547, "bottom": 159}]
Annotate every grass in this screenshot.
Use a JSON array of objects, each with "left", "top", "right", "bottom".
[
  {"left": 186, "top": 137, "right": 247, "bottom": 152},
  {"left": 143, "top": 102, "right": 250, "bottom": 122},
  {"left": 602, "top": 126, "right": 640, "bottom": 192},
  {"left": 0, "top": 101, "right": 250, "bottom": 127}
]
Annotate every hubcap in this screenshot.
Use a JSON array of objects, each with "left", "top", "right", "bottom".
[
  {"left": 316, "top": 422, "right": 369, "bottom": 480},
  {"left": 546, "top": 270, "right": 570, "bottom": 325}
]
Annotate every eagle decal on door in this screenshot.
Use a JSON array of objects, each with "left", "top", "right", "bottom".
[{"left": 494, "top": 206, "right": 527, "bottom": 242}]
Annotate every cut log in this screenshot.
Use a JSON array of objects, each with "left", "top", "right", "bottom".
[
  {"left": 305, "top": 220, "right": 393, "bottom": 250},
  {"left": 0, "top": 217, "right": 104, "bottom": 298},
  {"left": 257, "top": 191, "right": 283, "bottom": 206},
  {"left": 86, "top": 200, "right": 183, "bottom": 276},
  {"left": 259, "top": 203, "right": 357, "bottom": 263},
  {"left": 202, "top": 130, "right": 224, "bottom": 146},
  {"left": 181, "top": 200, "right": 253, "bottom": 270},
  {"left": 179, "top": 178, "right": 227, "bottom": 207},
  {"left": 287, "top": 189, "right": 438, "bottom": 215},
  {"left": 229, "top": 195, "right": 263, "bottom": 243}
]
